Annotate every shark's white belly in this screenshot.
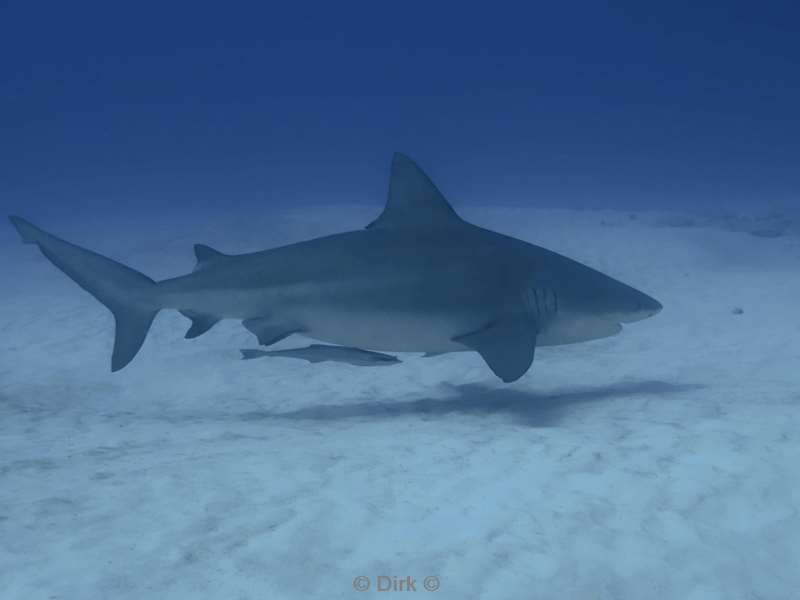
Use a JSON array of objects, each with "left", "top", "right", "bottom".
[
  {"left": 297, "top": 307, "right": 477, "bottom": 353},
  {"left": 538, "top": 314, "right": 623, "bottom": 345}
]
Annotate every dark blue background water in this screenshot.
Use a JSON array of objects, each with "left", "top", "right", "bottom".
[{"left": 2, "top": 1, "right": 798, "bottom": 221}]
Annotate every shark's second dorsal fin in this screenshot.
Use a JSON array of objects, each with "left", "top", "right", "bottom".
[
  {"left": 193, "top": 244, "right": 228, "bottom": 271},
  {"left": 366, "top": 153, "right": 465, "bottom": 230}
]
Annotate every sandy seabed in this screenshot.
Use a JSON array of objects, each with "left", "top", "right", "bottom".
[{"left": 1, "top": 204, "right": 799, "bottom": 600}]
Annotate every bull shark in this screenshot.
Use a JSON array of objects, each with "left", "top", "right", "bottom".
[{"left": 8, "top": 153, "right": 661, "bottom": 382}]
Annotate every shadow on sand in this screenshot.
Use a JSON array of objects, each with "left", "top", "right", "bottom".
[{"left": 242, "top": 380, "right": 705, "bottom": 427}]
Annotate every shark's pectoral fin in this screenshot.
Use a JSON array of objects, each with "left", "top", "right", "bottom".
[
  {"left": 243, "top": 317, "right": 304, "bottom": 346},
  {"left": 453, "top": 317, "right": 537, "bottom": 383},
  {"left": 180, "top": 310, "right": 221, "bottom": 339}
]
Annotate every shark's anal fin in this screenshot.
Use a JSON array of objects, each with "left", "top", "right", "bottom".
[
  {"left": 242, "top": 317, "right": 304, "bottom": 346},
  {"left": 453, "top": 316, "right": 537, "bottom": 383},
  {"left": 180, "top": 310, "right": 221, "bottom": 339}
]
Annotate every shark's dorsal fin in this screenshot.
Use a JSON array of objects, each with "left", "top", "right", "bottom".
[
  {"left": 366, "top": 153, "right": 464, "bottom": 230},
  {"left": 193, "top": 244, "right": 228, "bottom": 271}
]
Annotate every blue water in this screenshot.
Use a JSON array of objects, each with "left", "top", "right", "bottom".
[{"left": 2, "top": 3, "right": 799, "bottom": 599}]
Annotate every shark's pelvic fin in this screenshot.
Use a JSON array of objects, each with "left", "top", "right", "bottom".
[
  {"left": 366, "top": 153, "right": 465, "bottom": 230},
  {"left": 453, "top": 316, "right": 537, "bottom": 383},
  {"left": 180, "top": 310, "right": 221, "bottom": 339},
  {"left": 193, "top": 244, "right": 229, "bottom": 271},
  {"left": 8, "top": 216, "right": 161, "bottom": 371},
  {"left": 243, "top": 317, "right": 304, "bottom": 346}
]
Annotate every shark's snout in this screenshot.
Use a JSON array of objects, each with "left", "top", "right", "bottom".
[
  {"left": 639, "top": 295, "right": 662, "bottom": 316},
  {"left": 621, "top": 293, "right": 662, "bottom": 322}
]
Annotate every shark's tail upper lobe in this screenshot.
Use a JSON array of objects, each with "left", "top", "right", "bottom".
[{"left": 9, "top": 216, "right": 162, "bottom": 371}]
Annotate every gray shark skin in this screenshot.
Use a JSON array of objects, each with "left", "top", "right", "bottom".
[
  {"left": 240, "top": 344, "right": 401, "bottom": 366},
  {"left": 8, "top": 153, "right": 661, "bottom": 382}
]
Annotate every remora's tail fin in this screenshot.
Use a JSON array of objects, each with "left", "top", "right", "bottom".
[
  {"left": 240, "top": 349, "right": 268, "bottom": 360},
  {"left": 8, "top": 216, "right": 161, "bottom": 371}
]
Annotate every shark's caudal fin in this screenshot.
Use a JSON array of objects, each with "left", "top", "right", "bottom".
[{"left": 8, "top": 216, "right": 162, "bottom": 371}]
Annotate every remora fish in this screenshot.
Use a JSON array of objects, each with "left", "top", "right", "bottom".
[
  {"left": 240, "top": 344, "right": 401, "bottom": 366},
  {"left": 8, "top": 153, "right": 661, "bottom": 382}
]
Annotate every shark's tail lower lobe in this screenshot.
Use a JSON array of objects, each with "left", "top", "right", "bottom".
[{"left": 9, "top": 216, "right": 162, "bottom": 371}]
